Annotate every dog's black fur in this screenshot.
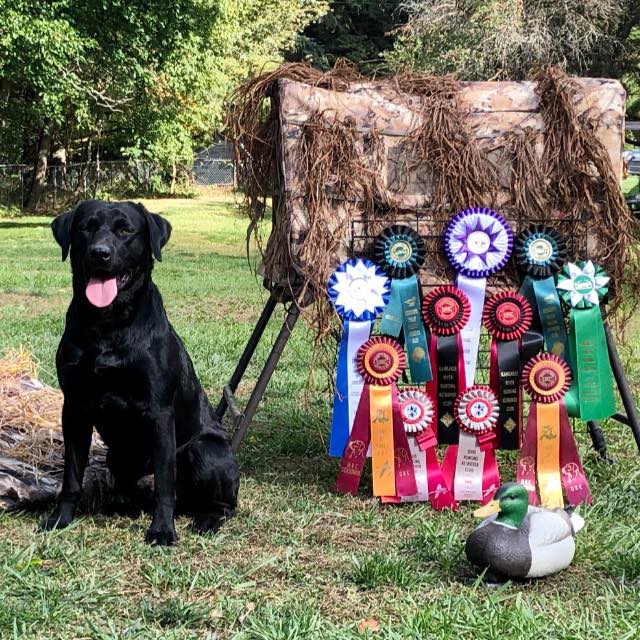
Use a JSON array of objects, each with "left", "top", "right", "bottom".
[{"left": 41, "top": 200, "right": 239, "bottom": 545}]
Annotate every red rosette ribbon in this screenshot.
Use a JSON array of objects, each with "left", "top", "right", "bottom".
[
  {"left": 522, "top": 353, "right": 571, "bottom": 403},
  {"left": 398, "top": 388, "right": 437, "bottom": 451},
  {"left": 356, "top": 336, "right": 405, "bottom": 386},
  {"left": 482, "top": 291, "right": 532, "bottom": 341},
  {"left": 385, "top": 388, "right": 457, "bottom": 511},
  {"left": 453, "top": 385, "right": 500, "bottom": 451},
  {"left": 337, "top": 337, "right": 416, "bottom": 499},
  {"left": 517, "top": 353, "right": 591, "bottom": 509},
  {"left": 398, "top": 388, "right": 435, "bottom": 434},
  {"left": 441, "top": 385, "right": 501, "bottom": 504},
  {"left": 483, "top": 291, "right": 535, "bottom": 451},
  {"left": 422, "top": 286, "right": 469, "bottom": 447},
  {"left": 422, "top": 286, "right": 470, "bottom": 336}
]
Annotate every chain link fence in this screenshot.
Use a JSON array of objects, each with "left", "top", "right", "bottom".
[
  {"left": 0, "top": 164, "right": 28, "bottom": 209},
  {"left": 0, "top": 161, "right": 160, "bottom": 210},
  {"left": 0, "top": 145, "right": 236, "bottom": 210},
  {"left": 193, "top": 159, "right": 236, "bottom": 187},
  {"left": 193, "top": 143, "right": 235, "bottom": 187}
]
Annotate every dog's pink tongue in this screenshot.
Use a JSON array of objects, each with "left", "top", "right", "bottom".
[{"left": 86, "top": 277, "right": 118, "bottom": 308}]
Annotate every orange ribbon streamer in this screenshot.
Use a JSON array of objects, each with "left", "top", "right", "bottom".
[
  {"left": 536, "top": 402, "right": 563, "bottom": 509},
  {"left": 369, "top": 385, "right": 396, "bottom": 496}
]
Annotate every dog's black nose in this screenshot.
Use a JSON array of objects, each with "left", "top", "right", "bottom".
[{"left": 90, "top": 244, "right": 112, "bottom": 263}]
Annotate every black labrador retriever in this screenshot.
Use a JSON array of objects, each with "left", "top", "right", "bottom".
[{"left": 41, "top": 200, "right": 239, "bottom": 545}]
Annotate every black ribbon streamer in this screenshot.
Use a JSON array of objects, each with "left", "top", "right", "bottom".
[
  {"left": 491, "top": 329, "right": 543, "bottom": 450},
  {"left": 434, "top": 334, "right": 462, "bottom": 445},
  {"left": 495, "top": 340, "right": 521, "bottom": 450}
]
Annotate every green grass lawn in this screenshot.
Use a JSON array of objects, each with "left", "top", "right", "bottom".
[{"left": 1, "top": 192, "right": 640, "bottom": 639}]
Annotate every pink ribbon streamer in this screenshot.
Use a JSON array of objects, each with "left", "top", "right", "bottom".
[
  {"left": 559, "top": 406, "right": 593, "bottom": 506},
  {"left": 480, "top": 448, "right": 500, "bottom": 505},
  {"left": 335, "top": 386, "right": 371, "bottom": 495},
  {"left": 517, "top": 400, "right": 592, "bottom": 507},
  {"left": 424, "top": 446, "right": 458, "bottom": 510},
  {"left": 381, "top": 404, "right": 456, "bottom": 509},
  {"left": 516, "top": 407, "right": 540, "bottom": 505},
  {"left": 441, "top": 444, "right": 457, "bottom": 494},
  {"left": 391, "top": 387, "right": 418, "bottom": 497}
]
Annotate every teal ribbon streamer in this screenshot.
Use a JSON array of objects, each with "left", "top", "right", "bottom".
[
  {"left": 380, "top": 281, "right": 403, "bottom": 337},
  {"left": 380, "top": 275, "right": 433, "bottom": 383},
  {"left": 520, "top": 276, "right": 581, "bottom": 415},
  {"left": 520, "top": 275, "right": 571, "bottom": 364}
]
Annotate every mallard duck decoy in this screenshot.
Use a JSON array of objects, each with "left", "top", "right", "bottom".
[{"left": 465, "top": 482, "right": 584, "bottom": 579}]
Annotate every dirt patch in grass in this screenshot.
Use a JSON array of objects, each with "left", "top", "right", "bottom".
[{"left": 0, "top": 292, "right": 66, "bottom": 315}]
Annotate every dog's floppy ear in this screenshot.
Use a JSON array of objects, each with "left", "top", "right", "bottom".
[
  {"left": 137, "top": 203, "right": 172, "bottom": 262},
  {"left": 51, "top": 208, "right": 76, "bottom": 261}
]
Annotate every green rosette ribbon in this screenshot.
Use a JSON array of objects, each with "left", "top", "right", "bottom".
[{"left": 556, "top": 260, "right": 616, "bottom": 420}]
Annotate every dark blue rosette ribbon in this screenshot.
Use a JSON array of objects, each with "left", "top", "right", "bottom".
[
  {"left": 327, "top": 258, "right": 391, "bottom": 457},
  {"left": 516, "top": 225, "right": 570, "bottom": 364},
  {"left": 375, "top": 225, "right": 433, "bottom": 384},
  {"left": 444, "top": 208, "right": 513, "bottom": 385}
]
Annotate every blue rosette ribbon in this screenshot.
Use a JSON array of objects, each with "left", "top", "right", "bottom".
[
  {"left": 444, "top": 208, "right": 513, "bottom": 385},
  {"left": 327, "top": 258, "right": 391, "bottom": 457},
  {"left": 375, "top": 225, "right": 433, "bottom": 384}
]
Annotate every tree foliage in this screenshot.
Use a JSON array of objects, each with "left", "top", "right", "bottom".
[
  {"left": 390, "top": 0, "right": 632, "bottom": 79},
  {"left": 389, "top": 1, "right": 640, "bottom": 125},
  {"left": 0, "top": 0, "right": 327, "bottom": 176},
  {"left": 288, "top": 0, "right": 405, "bottom": 73}
]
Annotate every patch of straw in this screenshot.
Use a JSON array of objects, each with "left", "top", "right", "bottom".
[{"left": 0, "top": 348, "right": 64, "bottom": 470}]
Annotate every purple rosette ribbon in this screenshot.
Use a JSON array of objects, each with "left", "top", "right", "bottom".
[{"left": 444, "top": 208, "right": 513, "bottom": 385}]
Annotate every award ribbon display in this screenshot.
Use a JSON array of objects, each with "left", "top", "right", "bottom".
[
  {"left": 376, "top": 225, "right": 432, "bottom": 384},
  {"left": 483, "top": 291, "right": 533, "bottom": 450},
  {"left": 336, "top": 337, "right": 417, "bottom": 498},
  {"left": 381, "top": 389, "right": 458, "bottom": 510},
  {"left": 556, "top": 260, "right": 616, "bottom": 421},
  {"left": 516, "top": 225, "right": 570, "bottom": 362},
  {"left": 444, "top": 208, "right": 513, "bottom": 386},
  {"left": 441, "top": 386, "right": 500, "bottom": 504},
  {"left": 422, "top": 286, "right": 470, "bottom": 445},
  {"left": 517, "top": 354, "right": 592, "bottom": 508},
  {"left": 327, "top": 259, "right": 391, "bottom": 457}
]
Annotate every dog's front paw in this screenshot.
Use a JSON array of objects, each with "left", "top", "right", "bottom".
[
  {"left": 38, "top": 508, "right": 74, "bottom": 533},
  {"left": 145, "top": 523, "right": 177, "bottom": 546}
]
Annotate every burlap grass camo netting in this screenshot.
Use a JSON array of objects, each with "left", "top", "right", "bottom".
[
  {"left": 226, "top": 63, "right": 639, "bottom": 346},
  {"left": 0, "top": 349, "right": 110, "bottom": 510}
]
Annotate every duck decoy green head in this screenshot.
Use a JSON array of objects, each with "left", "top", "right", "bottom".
[{"left": 473, "top": 482, "right": 529, "bottom": 528}]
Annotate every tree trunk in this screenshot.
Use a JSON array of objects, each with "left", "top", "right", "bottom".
[
  {"left": 170, "top": 160, "right": 177, "bottom": 195},
  {"left": 26, "top": 131, "right": 51, "bottom": 210}
]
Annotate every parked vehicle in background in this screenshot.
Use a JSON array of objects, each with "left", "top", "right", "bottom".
[
  {"left": 623, "top": 150, "right": 640, "bottom": 175},
  {"left": 623, "top": 150, "right": 640, "bottom": 217}
]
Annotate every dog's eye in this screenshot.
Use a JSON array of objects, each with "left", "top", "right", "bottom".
[
  {"left": 117, "top": 227, "right": 134, "bottom": 237},
  {"left": 79, "top": 219, "right": 98, "bottom": 233}
]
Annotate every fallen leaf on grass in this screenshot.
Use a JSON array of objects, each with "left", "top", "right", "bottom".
[
  {"left": 238, "top": 601, "right": 255, "bottom": 624},
  {"left": 358, "top": 618, "right": 380, "bottom": 633}
]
